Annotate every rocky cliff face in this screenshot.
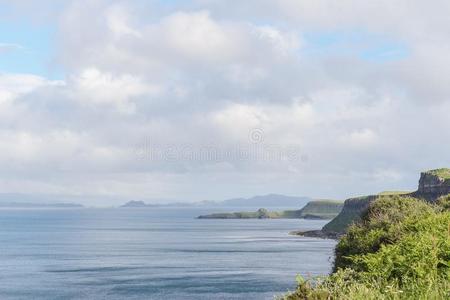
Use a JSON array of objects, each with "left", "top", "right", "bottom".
[
  {"left": 321, "top": 168, "right": 450, "bottom": 235},
  {"left": 412, "top": 169, "right": 450, "bottom": 202},
  {"left": 322, "top": 195, "right": 376, "bottom": 234}
]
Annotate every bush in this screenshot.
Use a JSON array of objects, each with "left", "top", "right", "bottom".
[
  {"left": 334, "top": 195, "right": 435, "bottom": 270},
  {"left": 284, "top": 195, "right": 450, "bottom": 299},
  {"left": 437, "top": 194, "right": 450, "bottom": 211}
]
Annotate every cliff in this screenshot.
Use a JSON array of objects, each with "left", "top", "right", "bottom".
[
  {"left": 312, "top": 168, "right": 450, "bottom": 237},
  {"left": 412, "top": 168, "right": 450, "bottom": 202},
  {"left": 322, "top": 195, "right": 376, "bottom": 234},
  {"left": 296, "top": 200, "right": 343, "bottom": 219}
]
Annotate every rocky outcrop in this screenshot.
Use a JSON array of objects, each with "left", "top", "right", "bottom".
[
  {"left": 317, "top": 168, "right": 450, "bottom": 236},
  {"left": 412, "top": 169, "right": 450, "bottom": 202},
  {"left": 290, "top": 229, "right": 341, "bottom": 239},
  {"left": 321, "top": 195, "right": 377, "bottom": 235}
]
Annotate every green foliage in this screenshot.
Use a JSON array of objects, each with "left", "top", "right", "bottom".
[
  {"left": 322, "top": 195, "right": 376, "bottom": 234},
  {"left": 334, "top": 195, "right": 434, "bottom": 270},
  {"left": 437, "top": 194, "right": 450, "bottom": 211},
  {"left": 377, "top": 191, "right": 411, "bottom": 196},
  {"left": 427, "top": 168, "right": 450, "bottom": 180},
  {"left": 283, "top": 268, "right": 450, "bottom": 300},
  {"left": 284, "top": 194, "right": 450, "bottom": 299},
  {"left": 296, "top": 200, "right": 344, "bottom": 220}
]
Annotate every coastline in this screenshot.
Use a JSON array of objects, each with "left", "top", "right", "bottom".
[{"left": 289, "top": 229, "right": 340, "bottom": 240}]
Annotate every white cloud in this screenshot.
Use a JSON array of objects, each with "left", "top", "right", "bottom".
[
  {"left": 340, "top": 128, "right": 378, "bottom": 149},
  {"left": 71, "top": 68, "right": 158, "bottom": 113},
  {"left": 0, "top": 73, "right": 51, "bottom": 102},
  {"left": 1, "top": 1, "right": 450, "bottom": 204}
]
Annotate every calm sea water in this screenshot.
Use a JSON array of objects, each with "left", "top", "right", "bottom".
[{"left": 0, "top": 208, "right": 336, "bottom": 300}]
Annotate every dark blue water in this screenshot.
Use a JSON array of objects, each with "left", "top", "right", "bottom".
[{"left": 0, "top": 208, "right": 335, "bottom": 300}]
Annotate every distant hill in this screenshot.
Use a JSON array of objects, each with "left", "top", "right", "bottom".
[
  {"left": 0, "top": 193, "right": 88, "bottom": 207},
  {"left": 120, "top": 194, "right": 312, "bottom": 209},
  {"left": 121, "top": 200, "right": 150, "bottom": 208},
  {"left": 295, "top": 200, "right": 344, "bottom": 219},
  {"left": 120, "top": 200, "right": 212, "bottom": 208},
  {"left": 0, "top": 202, "right": 83, "bottom": 208},
  {"left": 307, "top": 168, "right": 450, "bottom": 238},
  {"left": 217, "top": 194, "right": 311, "bottom": 208},
  {"left": 198, "top": 208, "right": 280, "bottom": 219}
]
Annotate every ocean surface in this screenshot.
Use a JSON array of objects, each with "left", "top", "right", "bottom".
[{"left": 0, "top": 208, "right": 336, "bottom": 300}]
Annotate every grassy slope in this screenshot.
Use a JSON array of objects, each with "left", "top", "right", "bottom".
[
  {"left": 284, "top": 195, "right": 450, "bottom": 299},
  {"left": 428, "top": 168, "right": 450, "bottom": 179},
  {"left": 377, "top": 191, "right": 412, "bottom": 195},
  {"left": 296, "top": 200, "right": 343, "bottom": 219},
  {"left": 427, "top": 168, "right": 450, "bottom": 185},
  {"left": 323, "top": 169, "right": 450, "bottom": 234},
  {"left": 322, "top": 195, "right": 376, "bottom": 233}
]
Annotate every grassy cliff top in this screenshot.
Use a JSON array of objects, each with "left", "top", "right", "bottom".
[
  {"left": 426, "top": 168, "right": 450, "bottom": 179},
  {"left": 310, "top": 199, "right": 344, "bottom": 204},
  {"left": 378, "top": 191, "right": 412, "bottom": 196}
]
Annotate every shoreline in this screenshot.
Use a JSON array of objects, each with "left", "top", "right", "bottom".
[{"left": 289, "top": 229, "right": 340, "bottom": 240}]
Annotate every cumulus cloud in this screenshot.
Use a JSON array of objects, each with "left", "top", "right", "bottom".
[
  {"left": 1, "top": 0, "right": 450, "bottom": 204},
  {"left": 70, "top": 68, "right": 158, "bottom": 113}
]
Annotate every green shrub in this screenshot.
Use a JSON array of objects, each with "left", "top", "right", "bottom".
[
  {"left": 284, "top": 195, "right": 450, "bottom": 299},
  {"left": 353, "top": 212, "right": 450, "bottom": 282},
  {"left": 334, "top": 195, "right": 434, "bottom": 270},
  {"left": 437, "top": 194, "right": 450, "bottom": 211}
]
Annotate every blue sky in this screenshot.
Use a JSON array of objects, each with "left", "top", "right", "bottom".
[
  {"left": 0, "top": 8, "right": 62, "bottom": 79},
  {"left": 303, "top": 30, "right": 409, "bottom": 62},
  {"left": 0, "top": 21, "right": 61, "bottom": 79}
]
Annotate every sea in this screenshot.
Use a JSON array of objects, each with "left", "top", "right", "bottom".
[{"left": 0, "top": 207, "right": 336, "bottom": 300}]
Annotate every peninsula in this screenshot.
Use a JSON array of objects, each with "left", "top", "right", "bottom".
[{"left": 197, "top": 200, "right": 343, "bottom": 219}]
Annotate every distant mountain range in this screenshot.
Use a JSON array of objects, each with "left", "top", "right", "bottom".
[
  {"left": 0, "top": 193, "right": 312, "bottom": 209},
  {"left": 218, "top": 194, "right": 311, "bottom": 207},
  {"left": 121, "top": 194, "right": 312, "bottom": 209},
  {"left": 0, "top": 194, "right": 83, "bottom": 208},
  {"left": 0, "top": 202, "right": 83, "bottom": 208}
]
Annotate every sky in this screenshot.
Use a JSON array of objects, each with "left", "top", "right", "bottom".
[{"left": 0, "top": 0, "right": 450, "bottom": 205}]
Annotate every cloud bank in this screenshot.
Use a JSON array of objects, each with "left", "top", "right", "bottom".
[{"left": 0, "top": 0, "right": 449, "bottom": 204}]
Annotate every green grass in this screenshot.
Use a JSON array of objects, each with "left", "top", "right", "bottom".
[
  {"left": 322, "top": 195, "right": 376, "bottom": 234},
  {"left": 282, "top": 195, "right": 450, "bottom": 299},
  {"left": 377, "top": 191, "right": 411, "bottom": 196},
  {"left": 296, "top": 200, "right": 343, "bottom": 219},
  {"left": 426, "top": 168, "right": 450, "bottom": 179}
]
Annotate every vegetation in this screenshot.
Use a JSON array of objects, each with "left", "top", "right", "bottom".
[
  {"left": 428, "top": 168, "right": 450, "bottom": 180},
  {"left": 198, "top": 201, "right": 343, "bottom": 220},
  {"left": 283, "top": 195, "right": 450, "bottom": 299},
  {"left": 197, "top": 208, "right": 277, "bottom": 219},
  {"left": 322, "top": 169, "right": 450, "bottom": 235},
  {"left": 296, "top": 200, "right": 343, "bottom": 220},
  {"left": 322, "top": 195, "right": 376, "bottom": 234},
  {"left": 333, "top": 195, "right": 435, "bottom": 270},
  {"left": 377, "top": 191, "right": 411, "bottom": 196}
]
